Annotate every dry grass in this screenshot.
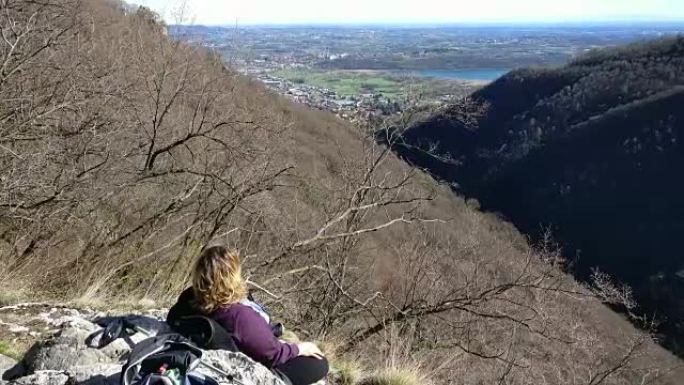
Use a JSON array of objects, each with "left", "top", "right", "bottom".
[
  {"left": 0, "top": 290, "right": 26, "bottom": 308},
  {"left": 358, "top": 367, "right": 430, "bottom": 385},
  {"left": 67, "top": 296, "right": 161, "bottom": 313},
  {"left": 0, "top": 340, "right": 21, "bottom": 360},
  {"left": 276, "top": 324, "right": 366, "bottom": 385},
  {"left": 330, "top": 358, "right": 364, "bottom": 385},
  {"left": 316, "top": 339, "right": 365, "bottom": 385},
  {"left": 280, "top": 329, "right": 301, "bottom": 344}
]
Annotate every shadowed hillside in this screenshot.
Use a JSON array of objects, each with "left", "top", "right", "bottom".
[
  {"left": 0, "top": 1, "right": 683, "bottom": 384},
  {"left": 393, "top": 36, "right": 684, "bottom": 355}
]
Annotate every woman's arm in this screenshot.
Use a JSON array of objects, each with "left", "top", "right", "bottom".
[{"left": 214, "top": 305, "right": 299, "bottom": 367}]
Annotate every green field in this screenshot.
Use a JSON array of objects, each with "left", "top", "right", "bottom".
[{"left": 271, "top": 69, "right": 467, "bottom": 100}]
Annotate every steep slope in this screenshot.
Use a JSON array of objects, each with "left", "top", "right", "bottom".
[
  {"left": 394, "top": 37, "right": 684, "bottom": 355},
  {"left": 0, "top": 1, "right": 682, "bottom": 384}
]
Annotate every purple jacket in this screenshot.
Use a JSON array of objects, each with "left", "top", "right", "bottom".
[{"left": 211, "top": 303, "right": 299, "bottom": 367}]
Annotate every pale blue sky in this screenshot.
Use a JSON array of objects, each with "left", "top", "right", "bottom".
[{"left": 130, "top": 0, "right": 684, "bottom": 25}]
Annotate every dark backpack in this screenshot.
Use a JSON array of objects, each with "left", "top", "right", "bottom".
[
  {"left": 120, "top": 333, "right": 238, "bottom": 385},
  {"left": 172, "top": 315, "right": 239, "bottom": 352},
  {"left": 166, "top": 288, "right": 239, "bottom": 352}
]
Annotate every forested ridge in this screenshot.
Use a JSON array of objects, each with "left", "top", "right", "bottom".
[{"left": 394, "top": 36, "right": 684, "bottom": 356}]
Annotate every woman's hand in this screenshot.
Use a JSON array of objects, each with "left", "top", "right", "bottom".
[{"left": 297, "top": 342, "right": 325, "bottom": 359}]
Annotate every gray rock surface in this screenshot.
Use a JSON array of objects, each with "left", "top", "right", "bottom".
[
  {"left": 199, "top": 350, "right": 287, "bottom": 385},
  {"left": 0, "top": 355, "right": 17, "bottom": 377},
  {"left": 23, "top": 318, "right": 123, "bottom": 372},
  {"left": 8, "top": 371, "right": 69, "bottom": 385},
  {"left": 66, "top": 364, "right": 121, "bottom": 385},
  {"left": 0, "top": 355, "right": 17, "bottom": 371}
]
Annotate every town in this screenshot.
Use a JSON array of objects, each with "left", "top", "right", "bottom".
[
  {"left": 251, "top": 70, "right": 407, "bottom": 122},
  {"left": 169, "top": 23, "right": 684, "bottom": 121}
]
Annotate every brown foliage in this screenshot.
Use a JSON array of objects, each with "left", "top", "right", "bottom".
[{"left": 0, "top": 0, "right": 292, "bottom": 296}]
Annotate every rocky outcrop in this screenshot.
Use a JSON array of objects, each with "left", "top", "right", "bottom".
[
  {"left": 0, "top": 354, "right": 17, "bottom": 371},
  {"left": 199, "top": 350, "right": 286, "bottom": 385},
  {"left": 2, "top": 308, "right": 287, "bottom": 385},
  {"left": 23, "top": 318, "right": 130, "bottom": 373}
]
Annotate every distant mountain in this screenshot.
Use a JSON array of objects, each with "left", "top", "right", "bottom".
[{"left": 392, "top": 36, "right": 684, "bottom": 355}]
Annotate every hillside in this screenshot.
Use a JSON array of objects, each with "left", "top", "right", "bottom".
[
  {"left": 0, "top": 1, "right": 682, "bottom": 384},
  {"left": 393, "top": 37, "right": 684, "bottom": 356}
]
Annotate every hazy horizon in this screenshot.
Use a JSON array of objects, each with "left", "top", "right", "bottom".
[
  {"left": 130, "top": 0, "right": 684, "bottom": 26},
  {"left": 168, "top": 20, "right": 684, "bottom": 28}
]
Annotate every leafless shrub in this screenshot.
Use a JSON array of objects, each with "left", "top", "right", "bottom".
[
  {"left": 0, "top": 0, "right": 292, "bottom": 299},
  {"left": 590, "top": 268, "right": 638, "bottom": 314}
]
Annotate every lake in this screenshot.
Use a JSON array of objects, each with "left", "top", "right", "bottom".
[{"left": 414, "top": 69, "right": 509, "bottom": 81}]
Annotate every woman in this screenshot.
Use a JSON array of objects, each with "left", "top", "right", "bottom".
[{"left": 168, "top": 246, "right": 328, "bottom": 385}]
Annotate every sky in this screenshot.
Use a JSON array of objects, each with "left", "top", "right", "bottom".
[{"left": 130, "top": 0, "right": 684, "bottom": 26}]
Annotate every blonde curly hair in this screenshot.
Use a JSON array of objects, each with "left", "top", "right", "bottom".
[{"left": 192, "top": 246, "right": 247, "bottom": 314}]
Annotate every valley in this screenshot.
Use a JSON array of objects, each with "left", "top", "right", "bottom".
[
  {"left": 2, "top": 2, "right": 684, "bottom": 384},
  {"left": 392, "top": 37, "right": 684, "bottom": 356}
]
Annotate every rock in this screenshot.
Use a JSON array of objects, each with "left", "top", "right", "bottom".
[
  {"left": 8, "top": 371, "right": 69, "bottom": 385},
  {"left": 0, "top": 355, "right": 17, "bottom": 374},
  {"left": 66, "top": 364, "right": 121, "bottom": 385},
  {"left": 199, "top": 350, "right": 287, "bottom": 385},
  {"left": 23, "top": 318, "right": 126, "bottom": 373},
  {"left": 33, "top": 307, "right": 91, "bottom": 330},
  {"left": 21, "top": 313, "right": 170, "bottom": 375}
]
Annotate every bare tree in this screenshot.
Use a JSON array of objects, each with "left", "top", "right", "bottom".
[
  {"left": 0, "top": 0, "right": 294, "bottom": 299},
  {"left": 243, "top": 118, "right": 668, "bottom": 385}
]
